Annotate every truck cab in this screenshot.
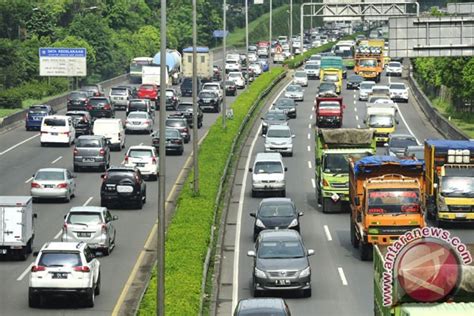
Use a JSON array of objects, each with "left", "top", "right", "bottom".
[
  {"left": 364, "top": 103, "right": 398, "bottom": 145},
  {"left": 314, "top": 97, "right": 345, "bottom": 128}
]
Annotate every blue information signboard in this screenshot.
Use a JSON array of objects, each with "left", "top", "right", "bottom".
[
  {"left": 212, "top": 30, "right": 229, "bottom": 38},
  {"left": 39, "top": 47, "right": 87, "bottom": 76},
  {"left": 39, "top": 48, "right": 87, "bottom": 58}
]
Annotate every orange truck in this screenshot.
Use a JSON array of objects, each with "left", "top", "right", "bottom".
[
  {"left": 354, "top": 39, "right": 384, "bottom": 82},
  {"left": 349, "top": 156, "right": 425, "bottom": 261}
]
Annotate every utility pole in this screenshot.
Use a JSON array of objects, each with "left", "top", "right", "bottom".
[
  {"left": 269, "top": 0, "right": 272, "bottom": 66},
  {"left": 245, "top": 0, "right": 249, "bottom": 89},
  {"left": 222, "top": 0, "right": 227, "bottom": 129},
  {"left": 157, "top": 0, "right": 166, "bottom": 314},
  {"left": 192, "top": 0, "right": 199, "bottom": 194},
  {"left": 289, "top": 0, "right": 293, "bottom": 56}
]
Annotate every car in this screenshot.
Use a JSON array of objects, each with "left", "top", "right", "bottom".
[
  {"left": 404, "top": 145, "right": 424, "bottom": 162},
  {"left": 109, "top": 86, "right": 131, "bottom": 110},
  {"left": 25, "top": 104, "right": 55, "bottom": 131},
  {"left": 123, "top": 145, "right": 159, "bottom": 180},
  {"left": 257, "top": 58, "right": 270, "bottom": 72},
  {"left": 151, "top": 128, "right": 184, "bottom": 155},
  {"left": 180, "top": 77, "right": 202, "bottom": 97},
  {"left": 127, "top": 98, "right": 154, "bottom": 118},
  {"left": 73, "top": 135, "right": 111, "bottom": 172},
  {"left": 100, "top": 166, "right": 147, "bottom": 209},
  {"left": 308, "top": 54, "right": 322, "bottom": 65},
  {"left": 165, "top": 117, "right": 191, "bottom": 143},
  {"left": 247, "top": 230, "right": 314, "bottom": 297},
  {"left": 264, "top": 125, "right": 295, "bottom": 156},
  {"left": 28, "top": 241, "right": 101, "bottom": 308},
  {"left": 273, "top": 98, "right": 297, "bottom": 119},
  {"left": 249, "top": 63, "right": 263, "bottom": 76},
  {"left": 212, "top": 65, "right": 222, "bottom": 81},
  {"left": 66, "top": 111, "right": 92, "bottom": 136},
  {"left": 137, "top": 83, "right": 158, "bottom": 101},
  {"left": 234, "top": 298, "right": 291, "bottom": 316},
  {"left": 80, "top": 84, "right": 104, "bottom": 96},
  {"left": 157, "top": 88, "right": 180, "bottom": 111},
  {"left": 247, "top": 52, "right": 258, "bottom": 63},
  {"left": 86, "top": 96, "right": 114, "bottom": 119},
  {"left": 225, "top": 59, "right": 241, "bottom": 73},
  {"left": 125, "top": 111, "right": 154, "bottom": 134},
  {"left": 250, "top": 198, "right": 303, "bottom": 241},
  {"left": 198, "top": 90, "right": 221, "bottom": 113},
  {"left": 303, "top": 63, "right": 320, "bottom": 79},
  {"left": 250, "top": 152, "right": 287, "bottom": 197},
  {"left": 284, "top": 84, "right": 304, "bottom": 102},
  {"left": 67, "top": 91, "right": 89, "bottom": 111},
  {"left": 174, "top": 102, "right": 203, "bottom": 128},
  {"left": 62, "top": 206, "right": 118, "bottom": 256},
  {"left": 389, "top": 82, "right": 409, "bottom": 103},
  {"left": 317, "top": 82, "right": 338, "bottom": 97},
  {"left": 261, "top": 110, "right": 288, "bottom": 135},
  {"left": 368, "top": 95, "right": 393, "bottom": 104},
  {"left": 228, "top": 72, "right": 245, "bottom": 89},
  {"left": 31, "top": 168, "right": 76, "bottom": 202},
  {"left": 385, "top": 134, "right": 418, "bottom": 158},
  {"left": 359, "top": 81, "right": 376, "bottom": 101},
  {"left": 92, "top": 118, "right": 126, "bottom": 151},
  {"left": 293, "top": 70, "right": 308, "bottom": 87},
  {"left": 202, "top": 82, "right": 224, "bottom": 100},
  {"left": 346, "top": 74, "right": 364, "bottom": 89},
  {"left": 386, "top": 61, "right": 403, "bottom": 76},
  {"left": 224, "top": 80, "right": 237, "bottom": 96},
  {"left": 40, "top": 115, "right": 76, "bottom": 147}
]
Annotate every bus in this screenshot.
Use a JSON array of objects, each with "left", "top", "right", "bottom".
[
  {"left": 332, "top": 40, "right": 356, "bottom": 69},
  {"left": 129, "top": 57, "right": 153, "bottom": 83}
]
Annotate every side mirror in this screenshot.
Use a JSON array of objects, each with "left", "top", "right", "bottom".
[
  {"left": 316, "top": 158, "right": 321, "bottom": 165},
  {"left": 72, "top": 174, "right": 77, "bottom": 178},
  {"left": 261, "top": 117, "right": 264, "bottom": 120},
  {"left": 33, "top": 213, "right": 38, "bottom": 219},
  {"left": 248, "top": 168, "right": 253, "bottom": 172},
  {"left": 112, "top": 215, "right": 119, "bottom": 221},
  {"left": 247, "top": 250, "right": 256, "bottom": 257},
  {"left": 363, "top": 119, "right": 367, "bottom": 124},
  {"left": 298, "top": 212, "right": 304, "bottom": 216},
  {"left": 284, "top": 167, "right": 288, "bottom": 172},
  {"left": 292, "top": 135, "right": 296, "bottom": 138},
  {"left": 250, "top": 212, "right": 256, "bottom": 218},
  {"left": 355, "top": 197, "right": 360, "bottom": 206},
  {"left": 307, "top": 249, "right": 315, "bottom": 256},
  {"left": 63, "top": 214, "right": 67, "bottom": 219},
  {"left": 383, "top": 143, "right": 389, "bottom": 147},
  {"left": 396, "top": 120, "right": 400, "bottom": 125},
  {"left": 100, "top": 174, "right": 105, "bottom": 178}
]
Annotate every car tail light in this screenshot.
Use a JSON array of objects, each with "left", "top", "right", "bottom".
[
  {"left": 152, "top": 156, "right": 157, "bottom": 164},
  {"left": 63, "top": 132, "right": 70, "bottom": 136},
  {"left": 74, "top": 266, "right": 91, "bottom": 273},
  {"left": 124, "top": 155, "right": 129, "bottom": 163},
  {"left": 101, "top": 224, "right": 107, "bottom": 234},
  {"left": 172, "top": 139, "right": 182, "bottom": 144},
  {"left": 57, "top": 183, "right": 68, "bottom": 189},
  {"left": 99, "top": 148, "right": 105, "bottom": 156},
  {"left": 63, "top": 223, "right": 67, "bottom": 233},
  {"left": 31, "top": 265, "right": 46, "bottom": 272},
  {"left": 31, "top": 182, "right": 41, "bottom": 188},
  {"left": 73, "top": 147, "right": 78, "bottom": 155},
  {"left": 104, "top": 104, "right": 111, "bottom": 110},
  {"left": 183, "top": 128, "right": 188, "bottom": 133},
  {"left": 86, "top": 104, "right": 92, "bottom": 111}
]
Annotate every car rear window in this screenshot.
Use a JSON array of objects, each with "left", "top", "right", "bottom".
[
  {"left": 166, "top": 120, "right": 185, "bottom": 127},
  {"left": 141, "top": 84, "right": 155, "bottom": 90},
  {"left": 70, "top": 92, "right": 87, "bottom": 99},
  {"left": 130, "top": 103, "right": 147, "bottom": 110},
  {"left": 111, "top": 88, "right": 127, "bottom": 95},
  {"left": 177, "top": 104, "right": 192, "bottom": 111},
  {"left": 128, "top": 149, "right": 153, "bottom": 158},
  {"left": 76, "top": 139, "right": 101, "bottom": 147},
  {"left": 35, "top": 171, "right": 65, "bottom": 181},
  {"left": 38, "top": 252, "right": 82, "bottom": 267},
  {"left": 67, "top": 212, "right": 103, "bottom": 225},
  {"left": 200, "top": 92, "right": 215, "bottom": 98},
  {"left": 89, "top": 98, "right": 108, "bottom": 105},
  {"left": 29, "top": 106, "right": 49, "bottom": 113},
  {"left": 260, "top": 203, "right": 294, "bottom": 217},
  {"left": 105, "top": 171, "right": 136, "bottom": 183},
  {"left": 128, "top": 112, "right": 148, "bottom": 119},
  {"left": 43, "top": 118, "right": 66, "bottom": 126}
]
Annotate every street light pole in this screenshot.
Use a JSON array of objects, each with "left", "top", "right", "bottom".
[
  {"left": 289, "top": 0, "right": 293, "bottom": 56},
  {"left": 192, "top": 0, "right": 199, "bottom": 193},
  {"left": 222, "top": 0, "right": 227, "bottom": 129},
  {"left": 245, "top": 0, "right": 249, "bottom": 89},
  {"left": 269, "top": 0, "right": 272, "bottom": 61}
]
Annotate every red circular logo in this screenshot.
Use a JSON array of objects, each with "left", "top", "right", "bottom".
[{"left": 396, "top": 240, "right": 460, "bottom": 302}]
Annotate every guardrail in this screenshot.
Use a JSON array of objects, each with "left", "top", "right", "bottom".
[{"left": 0, "top": 73, "right": 129, "bottom": 130}]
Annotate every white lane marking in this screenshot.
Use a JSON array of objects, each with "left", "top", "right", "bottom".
[
  {"left": 353, "top": 100, "right": 356, "bottom": 105},
  {"left": 307, "top": 145, "right": 311, "bottom": 152},
  {"left": 83, "top": 196, "right": 93, "bottom": 206},
  {"left": 395, "top": 104, "right": 421, "bottom": 145},
  {"left": 54, "top": 230, "right": 62, "bottom": 240},
  {"left": 0, "top": 134, "right": 39, "bottom": 156},
  {"left": 338, "top": 267, "right": 349, "bottom": 286},
  {"left": 357, "top": 124, "right": 361, "bottom": 128},
  {"left": 355, "top": 115, "right": 359, "bottom": 121},
  {"left": 324, "top": 225, "right": 333, "bottom": 241},
  {"left": 310, "top": 114, "right": 313, "bottom": 120},
  {"left": 308, "top": 161, "right": 312, "bottom": 169},
  {"left": 311, "top": 178, "right": 316, "bottom": 188},
  {"left": 51, "top": 156, "right": 62, "bottom": 164},
  {"left": 17, "top": 263, "right": 34, "bottom": 281},
  {"left": 308, "top": 123, "right": 311, "bottom": 129},
  {"left": 354, "top": 107, "right": 357, "bottom": 112},
  {"left": 307, "top": 133, "right": 311, "bottom": 140},
  {"left": 25, "top": 177, "right": 33, "bottom": 183},
  {"left": 232, "top": 80, "right": 291, "bottom": 312}
]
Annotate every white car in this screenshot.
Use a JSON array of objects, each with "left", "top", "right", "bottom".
[
  {"left": 202, "top": 82, "right": 224, "bottom": 100},
  {"left": 359, "top": 81, "right": 376, "bottom": 101},
  {"left": 228, "top": 72, "right": 245, "bottom": 89},
  {"left": 386, "top": 61, "right": 403, "bottom": 76},
  {"left": 124, "top": 145, "right": 159, "bottom": 180},
  {"left": 225, "top": 59, "right": 241, "bottom": 73},
  {"left": 40, "top": 115, "right": 76, "bottom": 147},
  {"left": 125, "top": 111, "right": 154, "bottom": 134},
  {"left": 264, "top": 125, "right": 295, "bottom": 156},
  {"left": 389, "top": 82, "right": 409, "bottom": 103},
  {"left": 303, "top": 63, "right": 320, "bottom": 79},
  {"left": 31, "top": 168, "right": 76, "bottom": 202},
  {"left": 293, "top": 70, "right": 308, "bottom": 87},
  {"left": 248, "top": 52, "right": 257, "bottom": 63},
  {"left": 29, "top": 242, "right": 101, "bottom": 308},
  {"left": 249, "top": 63, "right": 263, "bottom": 76}
]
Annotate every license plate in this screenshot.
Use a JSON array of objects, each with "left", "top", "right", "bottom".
[
  {"left": 44, "top": 184, "right": 54, "bottom": 188},
  {"left": 133, "top": 122, "right": 141, "bottom": 125},
  {"left": 52, "top": 272, "right": 68, "bottom": 279},
  {"left": 136, "top": 163, "right": 145, "bottom": 167},
  {"left": 83, "top": 158, "right": 95, "bottom": 162},
  {"left": 275, "top": 279, "right": 290, "bottom": 285},
  {"left": 51, "top": 132, "right": 58, "bottom": 136},
  {"left": 455, "top": 213, "right": 467, "bottom": 218},
  {"left": 117, "top": 185, "right": 133, "bottom": 193},
  {"left": 77, "top": 232, "right": 91, "bottom": 237}
]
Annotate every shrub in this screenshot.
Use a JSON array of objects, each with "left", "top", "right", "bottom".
[{"left": 0, "top": 90, "right": 22, "bottom": 108}]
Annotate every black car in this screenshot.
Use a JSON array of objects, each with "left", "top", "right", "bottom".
[
  {"left": 151, "top": 128, "right": 184, "bottom": 155},
  {"left": 234, "top": 298, "right": 291, "bottom": 316},
  {"left": 180, "top": 77, "right": 202, "bottom": 97},
  {"left": 86, "top": 96, "right": 114, "bottom": 119},
  {"left": 247, "top": 230, "right": 314, "bottom": 297},
  {"left": 273, "top": 98, "right": 296, "bottom": 119},
  {"left": 157, "top": 88, "right": 180, "bottom": 110},
  {"left": 198, "top": 90, "right": 221, "bottom": 113},
  {"left": 318, "top": 82, "right": 338, "bottom": 97},
  {"left": 67, "top": 91, "right": 89, "bottom": 111},
  {"left": 66, "top": 111, "right": 92, "bottom": 136},
  {"left": 250, "top": 198, "right": 303, "bottom": 241},
  {"left": 261, "top": 110, "right": 288, "bottom": 135},
  {"left": 165, "top": 117, "right": 190, "bottom": 143},
  {"left": 224, "top": 80, "right": 237, "bottom": 96},
  {"left": 346, "top": 74, "right": 364, "bottom": 90},
  {"left": 175, "top": 102, "right": 203, "bottom": 128},
  {"left": 100, "top": 166, "right": 146, "bottom": 209}
]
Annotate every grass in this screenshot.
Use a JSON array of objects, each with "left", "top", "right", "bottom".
[{"left": 432, "top": 98, "right": 474, "bottom": 138}]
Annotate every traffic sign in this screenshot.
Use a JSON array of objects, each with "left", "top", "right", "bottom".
[
  {"left": 39, "top": 47, "right": 87, "bottom": 77},
  {"left": 212, "top": 30, "right": 229, "bottom": 38}
]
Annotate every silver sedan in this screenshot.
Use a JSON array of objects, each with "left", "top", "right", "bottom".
[
  {"left": 30, "top": 168, "right": 76, "bottom": 202},
  {"left": 284, "top": 84, "right": 304, "bottom": 102},
  {"left": 125, "top": 111, "right": 154, "bottom": 134}
]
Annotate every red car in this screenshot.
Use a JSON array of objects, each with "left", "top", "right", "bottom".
[{"left": 137, "top": 84, "right": 158, "bottom": 101}]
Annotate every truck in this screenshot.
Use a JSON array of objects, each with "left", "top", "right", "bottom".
[
  {"left": 0, "top": 196, "right": 36, "bottom": 260},
  {"left": 424, "top": 140, "right": 474, "bottom": 224},
  {"left": 320, "top": 56, "right": 344, "bottom": 93},
  {"left": 374, "top": 243, "right": 474, "bottom": 316},
  {"left": 141, "top": 65, "right": 169, "bottom": 86},
  {"left": 315, "top": 128, "right": 376, "bottom": 213},
  {"left": 153, "top": 49, "right": 182, "bottom": 85},
  {"left": 364, "top": 103, "right": 399, "bottom": 145},
  {"left": 273, "top": 44, "right": 284, "bottom": 63},
  {"left": 332, "top": 40, "right": 356, "bottom": 69},
  {"left": 129, "top": 57, "right": 153, "bottom": 83},
  {"left": 354, "top": 39, "right": 385, "bottom": 82},
  {"left": 314, "top": 96, "right": 345, "bottom": 128},
  {"left": 349, "top": 156, "right": 425, "bottom": 261},
  {"left": 182, "top": 46, "right": 214, "bottom": 83}
]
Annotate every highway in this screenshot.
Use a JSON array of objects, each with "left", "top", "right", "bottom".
[
  {"left": 227, "top": 65, "right": 474, "bottom": 315},
  {"left": 0, "top": 52, "right": 238, "bottom": 314}
]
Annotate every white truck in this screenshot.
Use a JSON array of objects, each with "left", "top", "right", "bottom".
[
  {"left": 0, "top": 196, "right": 36, "bottom": 260},
  {"left": 142, "top": 65, "right": 169, "bottom": 86},
  {"left": 182, "top": 46, "right": 214, "bottom": 83},
  {"left": 364, "top": 103, "right": 399, "bottom": 144}
]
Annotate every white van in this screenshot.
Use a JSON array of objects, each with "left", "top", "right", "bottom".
[
  {"left": 249, "top": 152, "right": 287, "bottom": 197},
  {"left": 40, "top": 115, "right": 75, "bottom": 146},
  {"left": 92, "top": 118, "right": 125, "bottom": 151}
]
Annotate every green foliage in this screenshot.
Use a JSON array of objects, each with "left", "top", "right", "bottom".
[
  {"left": 138, "top": 67, "right": 286, "bottom": 316},
  {"left": 0, "top": 90, "right": 22, "bottom": 109}
]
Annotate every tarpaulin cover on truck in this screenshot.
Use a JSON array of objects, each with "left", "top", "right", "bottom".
[
  {"left": 400, "top": 302, "right": 474, "bottom": 316},
  {"left": 320, "top": 128, "right": 374, "bottom": 145},
  {"left": 354, "top": 156, "right": 424, "bottom": 175},
  {"left": 425, "top": 140, "right": 474, "bottom": 152}
]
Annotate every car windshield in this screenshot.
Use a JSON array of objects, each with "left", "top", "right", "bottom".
[
  {"left": 35, "top": 171, "right": 65, "bottom": 181},
  {"left": 200, "top": 92, "right": 215, "bottom": 98},
  {"left": 89, "top": 98, "right": 108, "bottom": 105},
  {"left": 441, "top": 176, "right": 474, "bottom": 197},
  {"left": 43, "top": 118, "right": 66, "bottom": 127},
  {"left": 141, "top": 85, "right": 155, "bottom": 90},
  {"left": 111, "top": 88, "right": 127, "bottom": 95},
  {"left": 389, "top": 62, "right": 401, "bottom": 67},
  {"left": 265, "top": 112, "right": 286, "bottom": 121},
  {"left": 70, "top": 92, "right": 87, "bottom": 99},
  {"left": 359, "top": 59, "right": 377, "bottom": 67},
  {"left": 166, "top": 120, "right": 185, "bottom": 127},
  {"left": 259, "top": 203, "right": 294, "bottom": 217},
  {"left": 254, "top": 161, "right": 283, "bottom": 174},
  {"left": 295, "top": 71, "right": 306, "bottom": 78},
  {"left": 368, "top": 115, "right": 393, "bottom": 127},
  {"left": 258, "top": 240, "right": 305, "bottom": 259},
  {"left": 275, "top": 99, "right": 293, "bottom": 107},
  {"left": 360, "top": 83, "right": 375, "bottom": 90},
  {"left": 267, "top": 129, "right": 291, "bottom": 138},
  {"left": 305, "top": 64, "right": 319, "bottom": 69},
  {"left": 390, "top": 137, "right": 417, "bottom": 148},
  {"left": 390, "top": 84, "right": 406, "bottom": 90},
  {"left": 367, "top": 189, "right": 421, "bottom": 214},
  {"left": 177, "top": 104, "right": 192, "bottom": 111},
  {"left": 323, "top": 74, "right": 339, "bottom": 82},
  {"left": 406, "top": 148, "right": 424, "bottom": 159},
  {"left": 67, "top": 212, "right": 103, "bottom": 225},
  {"left": 286, "top": 86, "right": 301, "bottom": 92},
  {"left": 128, "top": 149, "right": 153, "bottom": 158},
  {"left": 38, "top": 252, "right": 82, "bottom": 267},
  {"left": 76, "top": 139, "right": 101, "bottom": 147},
  {"left": 128, "top": 112, "right": 148, "bottom": 119}
]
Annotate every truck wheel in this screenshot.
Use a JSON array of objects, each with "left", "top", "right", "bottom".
[
  {"left": 322, "top": 198, "right": 332, "bottom": 213},
  {"left": 18, "top": 247, "right": 28, "bottom": 261},
  {"left": 316, "top": 187, "right": 322, "bottom": 205},
  {"left": 359, "top": 241, "right": 372, "bottom": 261},
  {"left": 350, "top": 218, "right": 359, "bottom": 249}
]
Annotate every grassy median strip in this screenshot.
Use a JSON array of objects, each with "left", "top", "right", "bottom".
[{"left": 138, "top": 66, "right": 285, "bottom": 315}]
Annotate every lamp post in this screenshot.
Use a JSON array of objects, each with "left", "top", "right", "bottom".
[
  {"left": 269, "top": 0, "right": 272, "bottom": 66},
  {"left": 192, "top": 0, "right": 199, "bottom": 194},
  {"left": 289, "top": 0, "right": 293, "bottom": 56},
  {"left": 222, "top": 0, "right": 227, "bottom": 129},
  {"left": 245, "top": 0, "right": 249, "bottom": 89}
]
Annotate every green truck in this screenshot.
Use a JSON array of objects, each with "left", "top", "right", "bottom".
[
  {"left": 374, "top": 243, "right": 474, "bottom": 316},
  {"left": 315, "top": 128, "right": 376, "bottom": 213},
  {"left": 319, "top": 56, "right": 346, "bottom": 79}
]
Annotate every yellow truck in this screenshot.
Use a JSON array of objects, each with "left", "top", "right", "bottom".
[
  {"left": 349, "top": 156, "right": 425, "bottom": 261},
  {"left": 364, "top": 103, "right": 398, "bottom": 145},
  {"left": 424, "top": 140, "right": 474, "bottom": 224},
  {"left": 320, "top": 68, "right": 342, "bottom": 94},
  {"left": 354, "top": 39, "right": 385, "bottom": 82}
]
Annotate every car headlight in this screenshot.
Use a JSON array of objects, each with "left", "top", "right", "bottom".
[
  {"left": 255, "top": 267, "right": 266, "bottom": 278},
  {"left": 438, "top": 197, "right": 449, "bottom": 212},
  {"left": 299, "top": 266, "right": 311, "bottom": 278},
  {"left": 255, "top": 219, "right": 266, "bottom": 228},
  {"left": 288, "top": 218, "right": 298, "bottom": 228},
  {"left": 262, "top": 121, "right": 268, "bottom": 126}
]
